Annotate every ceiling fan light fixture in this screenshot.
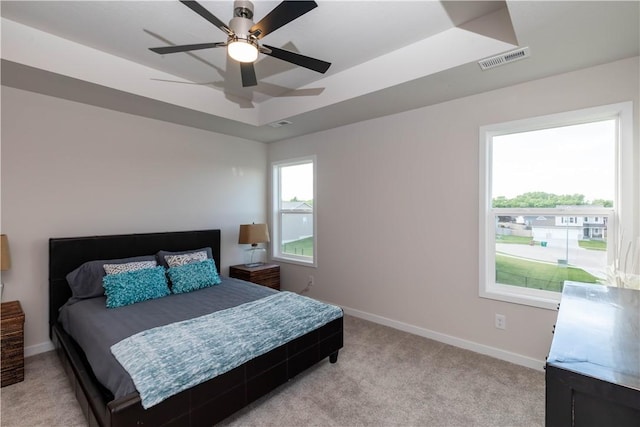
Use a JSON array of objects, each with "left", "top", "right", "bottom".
[
  {"left": 149, "top": 0, "right": 331, "bottom": 87},
  {"left": 228, "top": 37, "right": 259, "bottom": 63}
]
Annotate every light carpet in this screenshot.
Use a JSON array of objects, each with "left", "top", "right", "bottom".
[{"left": 1, "top": 315, "right": 544, "bottom": 426}]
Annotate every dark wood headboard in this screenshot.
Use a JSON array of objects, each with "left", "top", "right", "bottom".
[{"left": 49, "top": 229, "right": 221, "bottom": 334}]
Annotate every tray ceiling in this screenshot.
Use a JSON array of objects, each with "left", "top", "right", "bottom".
[{"left": 1, "top": 1, "right": 638, "bottom": 142}]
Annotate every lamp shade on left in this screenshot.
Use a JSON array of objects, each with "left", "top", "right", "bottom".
[{"left": 1, "top": 234, "right": 10, "bottom": 271}]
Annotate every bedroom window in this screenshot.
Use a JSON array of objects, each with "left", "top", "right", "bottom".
[
  {"left": 479, "top": 102, "right": 635, "bottom": 309},
  {"left": 272, "top": 156, "right": 316, "bottom": 266}
]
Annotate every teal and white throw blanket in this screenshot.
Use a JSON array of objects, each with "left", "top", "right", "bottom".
[{"left": 111, "top": 291, "right": 342, "bottom": 409}]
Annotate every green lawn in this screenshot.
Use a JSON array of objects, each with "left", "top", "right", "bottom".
[
  {"left": 497, "top": 235, "right": 608, "bottom": 251},
  {"left": 578, "top": 240, "right": 607, "bottom": 251},
  {"left": 496, "top": 254, "right": 599, "bottom": 292},
  {"left": 282, "top": 237, "right": 314, "bottom": 257}
]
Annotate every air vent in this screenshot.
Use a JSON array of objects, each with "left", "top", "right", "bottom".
[
  {"left": 478, "top": 47, "right": 530, "bottom": 70},
  {"left": 268, "top": 120, "right": 292, "bottom": 128}
]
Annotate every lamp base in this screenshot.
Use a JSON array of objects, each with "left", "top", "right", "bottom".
[
  {"left": 243, "top": 262, "right": 265, "bottom": 268},
  {"left": 244, "top": 247, "right": 266, "bottom": 266}
]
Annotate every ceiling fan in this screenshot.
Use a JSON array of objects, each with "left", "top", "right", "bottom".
[{"left": 149, "top": 0, "right": 331, "bottom": 87}]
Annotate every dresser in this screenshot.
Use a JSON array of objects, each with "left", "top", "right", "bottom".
[
  {"left": 546, "top": 282, "right": 640, "bottom": 426},
  {"left": 1, "top": 300, "right": 25, "bottom": 387},
  {"left": 229, "top": 263, "right": 280, "bottom": 290}
]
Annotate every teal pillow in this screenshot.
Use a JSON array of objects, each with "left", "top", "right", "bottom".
[
  {"left": 168, "top": 259, "right": 221, "bottom": 294},
  {"left": 103, "top": 266, "right": 170, "bottom": 308}
]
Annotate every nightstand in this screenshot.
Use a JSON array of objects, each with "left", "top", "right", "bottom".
[
  {"left": 1, "top": 300, "right": 25, "bottom": 387},
  {"left": 229, "top": 264, "right": 280, "bottom": 290}
]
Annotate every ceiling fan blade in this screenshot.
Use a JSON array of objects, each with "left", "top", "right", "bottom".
[
  {"left": 262, "top": 45, "right": 331, "bottom": 74},
  {"left": 240, "top": 62, "right": 258, "bottom": 87},
  {"left": 250, "top": 1, "right": 317, "bottom": 39},
  {"left": 180, "top": 0, "right": 233, "bottom": 35},
  {"left": 149, "top": 42, "right": 226, "bottom": 55}
]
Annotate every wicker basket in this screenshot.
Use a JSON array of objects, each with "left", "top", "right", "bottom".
[{"left": 1, "top": 301, "right": 25, "bottom": 387}]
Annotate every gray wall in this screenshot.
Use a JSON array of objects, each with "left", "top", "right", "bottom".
[
  {"left": 1, "top": 56, "right": 637, "bottom": 367},
  {"left": 0, "top": 86, "right": 267, "bottom": 354},
  {"left": 268, "top": 57, "right": 639, "bottom": 368}
]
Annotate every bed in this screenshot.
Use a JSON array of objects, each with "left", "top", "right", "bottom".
[{"left": 49, "top": 229, "right": 343, "bottom": 427}]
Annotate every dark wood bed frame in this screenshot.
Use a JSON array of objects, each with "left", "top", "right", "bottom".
[{"left": 49, "top": 229, "right": 343, "bottom": 427}]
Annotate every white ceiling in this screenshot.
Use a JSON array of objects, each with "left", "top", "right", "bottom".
[{"left": 1, "top": 1, "right": 639, "bottom": 142}]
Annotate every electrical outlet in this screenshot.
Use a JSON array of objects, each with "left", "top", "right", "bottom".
[
  {"left": 308, "top": 275, "right": 315, "bottom": 286},
  {"left": 495, "top": 314, "right": 506, "bottom": 330}
]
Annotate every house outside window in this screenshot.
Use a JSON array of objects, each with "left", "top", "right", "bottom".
[
  {"left": 272, "top": 156, "right": 316, "bottom": 266},
  {"left": 479, "top": 102, "right": 634, "bottom": 309}
]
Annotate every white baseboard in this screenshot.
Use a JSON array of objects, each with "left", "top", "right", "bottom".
[
  {"left": 25, "top": 340, "right": 54, "bottom": 358},
  {"left": 341, "top": 305, "right": 545, "bottom": 372}
]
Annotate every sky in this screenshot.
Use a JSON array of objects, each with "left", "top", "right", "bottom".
[
  {"left": 492, "top": 119, "right": 616, "bottom": 202},
  {"left": 281, "top": 162, "right": 313, "bottom": 201},
  {"left": 278, "top": 120, "right": 616, "bottom": 203}
]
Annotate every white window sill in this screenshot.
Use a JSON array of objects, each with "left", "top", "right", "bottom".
[
  {"left": 480, "top": 285, "right": 560, "bottom": 310},
  {"left": 272, "top": 256, "right": 316, "bottom": 268}
]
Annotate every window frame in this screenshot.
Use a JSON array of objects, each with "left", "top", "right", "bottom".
[
  {"left": 271, "top": 156, "right": 317, "bottom": 267},
  {"left": 479, "top": 102, "right": 634, "bottom": 309}
]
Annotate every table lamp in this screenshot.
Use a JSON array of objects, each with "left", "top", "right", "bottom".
[
  {"left": 238, "top": 224, "right": 270, "bottom": 267},
  {"left": 1, "top": 234, "right": 11, "bottom": 299}
]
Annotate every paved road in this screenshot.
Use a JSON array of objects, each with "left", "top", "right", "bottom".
[{"left": 496, "top": 240, "right": 607, "bottom": 279}]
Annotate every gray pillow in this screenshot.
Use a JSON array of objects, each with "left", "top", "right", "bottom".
[
  {"left": 66, "top": 255, "right": 157, "bottom": 303},
  {"left": 156, "top": 247, "right": 214, "bottom": 269},
  {"left": 164, "top": 251, "right": 207, "bottom": 268}
]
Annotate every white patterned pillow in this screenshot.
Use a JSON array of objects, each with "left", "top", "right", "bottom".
[
  {"left": 103, "top": 261, "right": 157, "bottom": 275},
  {"left": 164, "top": 251, "right": 207, "bottom": 268}
]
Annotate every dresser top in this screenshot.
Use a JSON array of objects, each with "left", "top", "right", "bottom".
[{"left": 547, "top": 282, "right": 639, "bottom": 390}]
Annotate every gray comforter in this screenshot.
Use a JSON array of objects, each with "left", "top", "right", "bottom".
[{"left": 58, "top": 277, "right": 275, "bottom": 399}]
